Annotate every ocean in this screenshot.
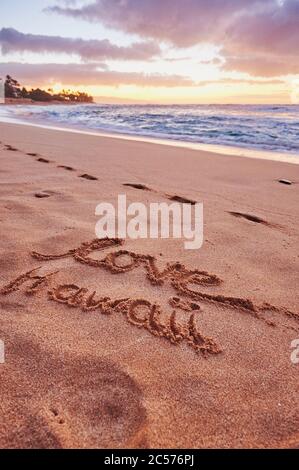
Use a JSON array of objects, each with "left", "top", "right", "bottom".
[{"left": 1, "top": 103, "right": 298, "bottom": 157}]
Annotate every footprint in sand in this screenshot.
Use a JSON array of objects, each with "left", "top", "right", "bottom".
[
  {"left": 37, "top": 157, "right": 51, "bottom": 164},
  {"left": 0, "top": 337, "right": 148, "bottom": 449},
  {"left": 278, "top": 179, "right": 293, "bottom": 186},
  {"left": 228, "top": 211, "right": 271, "bottom": 226},
  {"left": 34, "top": 192, "right": 52, "bottom": 199},
  {"left": 168, "top": 195, "right": 197, "bottom": 205},
  {"left": 43, "top": 357, "right": 147, "bottom": 448},
  {"left": 123, "top": 183, "right": 197, "bottom": 205},
  {"left": 123, "top": 183, "right": 152, "bottom": 191},
  {"left": 5, "top": 145, "right": 18, "bottom": 152},
  {"left": 58, "top": 165, "right": 76, "bottom": 172},
  {"left": 79, "top": 174, "right": 98, "bottom": 181}
]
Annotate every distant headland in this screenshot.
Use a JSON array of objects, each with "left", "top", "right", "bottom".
[{"left": 2, "top": 75, "right": 94, "bottom": 104}]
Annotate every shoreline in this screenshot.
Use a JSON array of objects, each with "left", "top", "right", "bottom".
[{"left": 0, "top": 105, "right": 298, "bottom": 165}]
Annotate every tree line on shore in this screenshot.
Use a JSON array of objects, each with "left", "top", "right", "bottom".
[{"left": 4, "top": 75, "right": 94, "bottom": 103}]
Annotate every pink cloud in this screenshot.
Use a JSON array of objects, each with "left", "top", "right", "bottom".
[
  {"left": 48, "top": 0, "right": 299, "bottom": 77},
  {"left": 47, "top": 0, "right": 260, "bottom": 47},
  {"left": 223, "top": 56, "right": 299, "bottom": 78},
  {"left": 0, "top": 28, "right": 160, "bottom": 61},
  {"left": 0, "top": 62, "right": 195, "bottom": 87}
]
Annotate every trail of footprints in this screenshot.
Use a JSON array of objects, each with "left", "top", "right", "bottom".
[
  {"left": 1, "top": 141, "right": 281, "bottom": 225},
  {"left": 1, "top": 142, "right": 200, "bottom": 205},
  {"left": 122, "top": 184, "right": 282, "bottom": 226},
  {"left": 123, "top": 183, "right": 197, "bottom": 205},
  {"left": 1, "top": 142, "right": 99, "bottom": 184},
  {"left": 1, "top": 237, "right": 298, "bottom": 358}
]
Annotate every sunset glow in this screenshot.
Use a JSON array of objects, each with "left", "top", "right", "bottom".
[{"left": 0, "top": 0, "right": 299, "bottom": 103}]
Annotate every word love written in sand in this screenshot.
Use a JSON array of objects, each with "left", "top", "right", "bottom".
[{"left": 1, "top": 238, "right": 298, "bottom": 358}]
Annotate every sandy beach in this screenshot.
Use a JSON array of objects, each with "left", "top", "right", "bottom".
[{"left": 0, "top": 120, "right": 298, "bottom": 449}]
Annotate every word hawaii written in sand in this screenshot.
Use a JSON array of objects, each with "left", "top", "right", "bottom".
[
  {"left": 0, "top": 266, "right": 221, "bottom": 358},
  {"left": 1, "top": 238, "right": 298, "bottom": 358}
]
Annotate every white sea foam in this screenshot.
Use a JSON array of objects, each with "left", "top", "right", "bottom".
[{"left": 1, "top": 103, "right": 298, "bottom": 156}]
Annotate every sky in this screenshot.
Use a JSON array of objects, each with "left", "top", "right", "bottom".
[{"left": 0, "top": 0, "right": 299, "bottom": 104}]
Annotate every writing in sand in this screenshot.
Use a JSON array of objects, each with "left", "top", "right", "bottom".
[{"left": 1, "top": 238, "right": 298, "bottom": 358}]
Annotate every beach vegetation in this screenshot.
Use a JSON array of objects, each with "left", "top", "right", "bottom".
[{"left": 4, "top": 75, "right": 94, "bottom": 103}]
